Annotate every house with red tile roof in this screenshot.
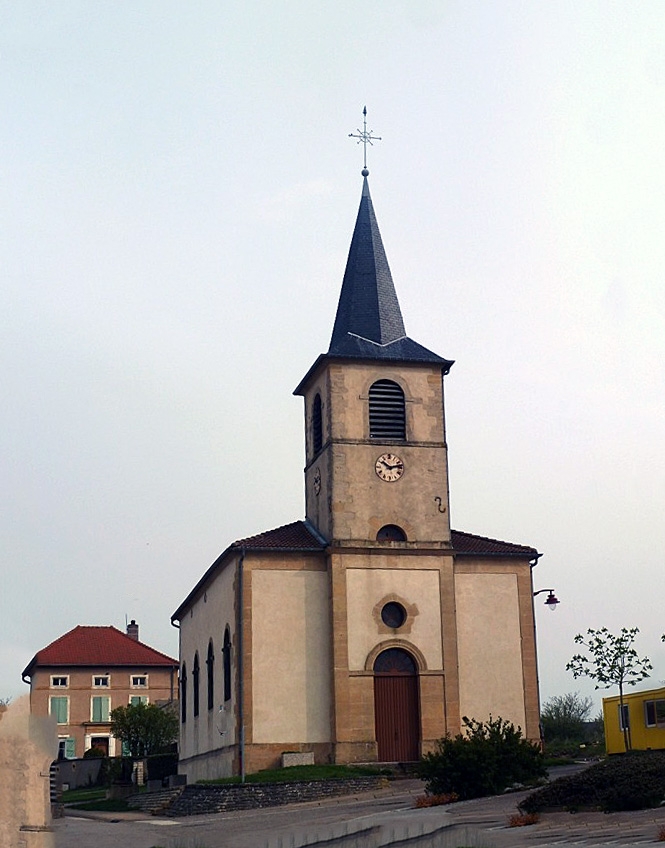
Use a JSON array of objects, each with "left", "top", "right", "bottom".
[{"left": 22, "top": 622, "right": 178, "bottom": 759}]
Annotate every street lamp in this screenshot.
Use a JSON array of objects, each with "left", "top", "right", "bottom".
[{"left": 533, "top": 588, "right": 560, "bottom": 611}]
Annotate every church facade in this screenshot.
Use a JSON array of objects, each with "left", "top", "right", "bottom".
[{"left": 172, "top": 173, "right": 543, "bottom": 781}]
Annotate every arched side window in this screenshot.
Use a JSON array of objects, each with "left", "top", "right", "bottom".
[
  {"left": 193, "top": 652, "right": 200, "bottom": 718},
  {"left": 369, "top": 380, "right": 406, "bottom": 440},
  {"left": 376, "top": 524, "right": 407, "bottom": 542},
  {"left": 223, "top": 626, "right": 232, "bottom": 702},
  {"left": 180, "top": 664, "right": 187, "bottom": 724},
  {"left": 206, "top": 640, "right": 214, "bottom": 711},
  {"left": 312, "top": 393, "right": 323, "bottom": 455}
]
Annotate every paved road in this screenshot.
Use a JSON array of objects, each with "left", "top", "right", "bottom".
[{"left": 52, "top": 770, "right": 665, "bottom": 848}]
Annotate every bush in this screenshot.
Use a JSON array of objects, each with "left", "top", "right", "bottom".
[
  {"left": 520, "top": 750, "right": 665, "bottom": 813},
  {"left": 416, "top": 716, "right": 546, "bottom": 801},
  {"left": 83, "top": 746, "right": 106, "bottom": 758}
]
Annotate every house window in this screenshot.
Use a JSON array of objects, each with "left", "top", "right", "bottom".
[
  {"left": 193, "top": 652, "right": 200, "bottom": 717},
  {"left": 131, "top": 675, "right": 148, "bottom": 688},
  {"left": 130, "top": 695, "right": 148, "bottom": 706},
  {"left": 58, "top": 737, "right": 76, "bottom": 759},
  {"left": 644, "top": 699, "right": 665, "bottom": 727},
  {"left": 368, "top": 380, "right": 406, "bottom": 440},
  {"left": 181, "top": 664, "right": 187, "bottom": 724},
  {"left": 312, "top": 393, "right": 323, "bottom": 455},
  {"left": 619, "top": 702, "right": 630, "bottom": 730},
  {"left": 207, "top": 640, "right": 215, "bottom": 711},
  {"left": 91, "top": 696, "right": 110, "bottom": 723},
  {"left": 93, "top": 675, "right": 110, "bottom": 688},
  {"left": 51, "top": 676, "right": 68, "bottom": 688},
  {"left": 223, "top": 626, "right": 232, "bottom": 702},
  {"left": 50, "top": 697, "right": 69, "bottom": 725}
]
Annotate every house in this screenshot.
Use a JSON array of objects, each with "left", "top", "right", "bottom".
[
  {"left": 172, "top": 169, "right": 544, "bottom": 781},
  {"left": 22, "top": 621, "right": 178, "bottom": 759},
  {"left": 603, "top": 686, "right": 665, "bottom": 754}
]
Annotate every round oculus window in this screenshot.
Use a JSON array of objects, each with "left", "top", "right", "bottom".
[{"left": 381, "top": 601, "right": 407, "bottom": 629}]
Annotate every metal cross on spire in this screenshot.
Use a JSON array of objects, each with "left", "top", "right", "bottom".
[{"left": 349, "top": 106, "right": 382, "bottom": 175}]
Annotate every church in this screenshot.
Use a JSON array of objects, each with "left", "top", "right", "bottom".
[{"left": 172, "top": 164, "right": 543, "bottom": 781}]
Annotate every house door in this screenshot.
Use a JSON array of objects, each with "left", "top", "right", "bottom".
[
  {"left": 90, "top": 737, "right": 109, "bottom": 756},
  {"left": 373, "top": 648, "right": 420, "bottom": 762}
]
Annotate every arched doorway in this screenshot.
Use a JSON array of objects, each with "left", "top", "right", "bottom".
[{"left": 373, "top": 647, "right": 420, "bottom": 762}]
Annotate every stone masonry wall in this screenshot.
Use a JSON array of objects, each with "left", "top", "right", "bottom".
[{"left": 165, "top": 776, "right": 387, "bottom": 817}]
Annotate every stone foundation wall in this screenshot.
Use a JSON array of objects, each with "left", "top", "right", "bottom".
[{"left": 165, "top": 776, "right": 387, "bottom": 817}]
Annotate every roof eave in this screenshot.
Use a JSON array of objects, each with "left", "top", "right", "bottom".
[{"left": 294, "top": 351, "right": 454, "bottom": 396}]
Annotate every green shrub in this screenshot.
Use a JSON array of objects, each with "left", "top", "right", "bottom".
[
  {"left": 520, "top": 750, "right": 665, "bottom": 813},
  {"left": 416, "top": 716, "right": 546, "bottom": 801},
  {"left": 83, "top": 746, "right": 106, "bottom": 758}
]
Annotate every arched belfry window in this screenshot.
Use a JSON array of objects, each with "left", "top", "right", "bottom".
[
  {"left": 223, "top": 626, "right": 232, "bottom": 702},
  {"left": 377, "top": 524, "right": 407, "bottom": 542},
  {"left": 369, "top": 380, "right": 406, "bottom": 440},
  {"left": 193, "top": 652, "right": 200, "bottom": 718},
  {"left": 206, "top": 640, "right": 214, "bottom": 711},
  {"left": 312, "top": 393, "right": 323, "bottom": 455}
]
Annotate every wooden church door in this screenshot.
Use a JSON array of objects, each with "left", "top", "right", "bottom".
[{"left": 373, "top": 648, "right": 420, "bottom": 762}]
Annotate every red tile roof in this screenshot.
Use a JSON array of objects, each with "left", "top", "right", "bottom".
[
  {"left": 172, "top": 521, "right": 539, "bottom": 623},
  {"left": 450, "top": 529, "right": 539, "bottom": 557},
  {"left": 233, "top": 521, "right": 326, "bottom": 550},
  {"left": 22, "top": 625, "right": 178, "bottom": 679},
  {"left": 234, "top": 521, "right": 538, "bottom": 557}
]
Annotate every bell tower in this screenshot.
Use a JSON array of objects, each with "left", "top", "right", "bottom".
[{"left": 295, "top": 174, "right": 454, "bottom": 549}]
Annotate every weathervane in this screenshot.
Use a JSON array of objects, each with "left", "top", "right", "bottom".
[{"left": 349, "top": 106, "right": 381, "bottom": 176}]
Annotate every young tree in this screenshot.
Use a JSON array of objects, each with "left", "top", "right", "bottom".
[
  {"left": 540, "top": 692, "right": 593, "bottom": 742},
  {"left": 110, "top": 702, "right": 178, "bottom": 758},
  {"left": 566, "top": 627, "right": 651, "bottom": 752}
]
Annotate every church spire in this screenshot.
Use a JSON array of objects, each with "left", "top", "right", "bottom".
[
  {"left": 325, "top": 174, "right": 453, "bottom": 370},
  {"left": 329, "top": 176, "right": 406, "bottom": 353}
]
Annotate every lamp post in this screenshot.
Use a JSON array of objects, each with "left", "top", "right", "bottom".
[{"left": 533, "top": 588, "right": 560, "bottom": 611}]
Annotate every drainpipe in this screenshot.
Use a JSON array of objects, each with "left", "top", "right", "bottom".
[{"left": 238, "top": 548, "right": 246, "bottom": 783}]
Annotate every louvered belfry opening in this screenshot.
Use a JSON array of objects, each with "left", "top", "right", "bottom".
[{"left": 369, "top": 380, "right": 406, "bottom": 440}]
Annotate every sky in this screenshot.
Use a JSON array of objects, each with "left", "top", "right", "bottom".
[{"left": 2, "top": 1, "right": 665, "bottom": 716}]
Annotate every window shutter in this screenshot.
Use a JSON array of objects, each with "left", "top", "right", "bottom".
[
  {"left": 65, "top": 737, "right": 76, "bottom": 759},
  {"left": 50, "top": 697, "right": 68, "bottom": 724}
]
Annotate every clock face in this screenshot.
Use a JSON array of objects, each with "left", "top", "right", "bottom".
[
  {"left": 313, "top": 466, "right": 321, "bottom": 495},
  {"left": 375, "top": 453, "right": 405, "bottom": 482}
]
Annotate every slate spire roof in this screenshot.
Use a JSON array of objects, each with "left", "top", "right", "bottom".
[
  {"left": 295, "top": 175, "right": 452, "bottom": 395},
  {"left": 326, "top": 176, "right": 453, "bottom": 369}
]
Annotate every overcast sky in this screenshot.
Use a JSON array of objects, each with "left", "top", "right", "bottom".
[{"left": 2, "top": 1, "right": 665, "bottom": 714}]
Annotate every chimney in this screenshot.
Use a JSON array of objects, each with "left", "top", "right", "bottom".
[{"left": 127, "top": 620, "right": 139, "bottom": 641}]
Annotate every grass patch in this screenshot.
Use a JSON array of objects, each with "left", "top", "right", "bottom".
[
  {"left": 61, "top": 787, "right": 107, "bottom": 804},
  {"left": 198, "top": 763, "right": 388, "bottom": 785},
  {"left": 520, "top": 750, "right": 665, "bottom": 813}
]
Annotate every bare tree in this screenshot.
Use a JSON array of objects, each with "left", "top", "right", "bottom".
[{"left": 567, "top": 627, "right": 651, "bottom": 752}]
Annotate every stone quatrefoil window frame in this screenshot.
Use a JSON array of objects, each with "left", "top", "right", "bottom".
[{"left": 372, "top": 594, "right": 419, "bottom": 636}]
